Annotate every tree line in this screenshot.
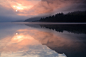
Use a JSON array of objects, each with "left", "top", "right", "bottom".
[{"left": 39, "top": 11, "right": 86, "bottom": 22}]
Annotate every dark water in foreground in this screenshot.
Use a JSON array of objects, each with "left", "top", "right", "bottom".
[{"left": 0, "top": 22, "right": 86, "bottom": 57}]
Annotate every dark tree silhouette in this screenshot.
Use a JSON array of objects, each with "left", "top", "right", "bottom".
[{"left": 39, "top": 11, "right": 86, "bottom": 22}]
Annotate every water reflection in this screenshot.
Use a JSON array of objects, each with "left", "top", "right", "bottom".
[
  {"left": 0, "top": 23, "right": 67, "bottom": 57},
  {"left": 0, "top": 22, "right": 86, "bottom": 57},
  {"left": 26, "top": 23, "right": 86, "bottom": 57},
  {"left": 40, "top": 24, "right": 86, "bottom": 34}
]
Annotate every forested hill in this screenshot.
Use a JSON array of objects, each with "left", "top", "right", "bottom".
[{"left": 39, "top": 11, "right": 86, "bottom": 22}]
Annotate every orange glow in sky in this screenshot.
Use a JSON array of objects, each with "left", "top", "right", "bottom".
[
  {"left": 0, "top": 0, "right": 73, "bottom": 16},
  {"left": 0, "top": 0, "right": 41, "bottom": 16},
  {"left": 12, "top": 3, "right": 33, "bottom": 12}
]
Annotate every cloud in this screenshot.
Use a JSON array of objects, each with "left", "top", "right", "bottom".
[
  {"left": 1, "top": 0, "right": 86, "bottom": 16},
  {"left": 12, "top": 0, "right": 86, "bottom": 16},
  {"left": 0, "top": 0, "right": 86, "bottom": 21},
  {"left": 30, "top": 0, "right": 86, "bottom": 14}
]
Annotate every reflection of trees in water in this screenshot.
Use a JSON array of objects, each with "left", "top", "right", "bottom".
[
  {"left": 38, "top": 24, "right": 86, "bottom": 57},
  {"left": 26, "top": 25, "right": 86, "bottom": 57},
  {"left": 40, "top": 24, "right": 86, "bottom": 34},
  {"left": 26, "top": 24, "right": 86, "bottom": 57}
]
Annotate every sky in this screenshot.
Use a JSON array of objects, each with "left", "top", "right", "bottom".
[{"left": 0, "top": 0, "right": 86, "bottom": 22}]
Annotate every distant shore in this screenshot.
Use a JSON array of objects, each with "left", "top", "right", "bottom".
[{"left": 25, "top": 10, "right": 86, "bottom": 22}]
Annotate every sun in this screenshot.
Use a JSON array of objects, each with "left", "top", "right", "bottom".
[
  {"left": 12, "top": 3, "right": 33, "bottom": 12},
  {"left": 13, "top": 5, "right": 24, "bottom": 12},
  {"left": 17, "top": 7, "right": 23, "bottom": 9},
  {"left": 16, "top": 10, "right": 18, "bottom": 12}
]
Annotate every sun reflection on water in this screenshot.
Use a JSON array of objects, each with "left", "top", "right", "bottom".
[{"left": 0, "top": 28, "right": 67, "bottom": 57}]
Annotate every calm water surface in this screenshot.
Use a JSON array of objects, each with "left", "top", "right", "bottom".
[{"left": 0, "top": 22, "right": 86, "bottom": 57}]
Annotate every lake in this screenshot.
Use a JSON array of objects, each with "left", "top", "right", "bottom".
[{"left": 0, "top": 22, "right": 86, "bottom": 57}]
